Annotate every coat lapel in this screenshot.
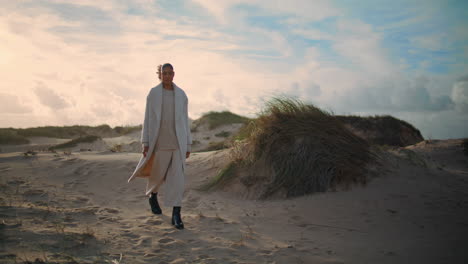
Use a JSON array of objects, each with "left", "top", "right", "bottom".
[
  {"left": 151, "top": 84, "right": 163, "bottom": 120},
  {"left": 173, "top": 83, "right": 182, "bottom": 119}
]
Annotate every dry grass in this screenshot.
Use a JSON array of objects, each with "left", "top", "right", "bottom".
[{"left": 207, "top": 97, "right": 375, "bottom": 198}]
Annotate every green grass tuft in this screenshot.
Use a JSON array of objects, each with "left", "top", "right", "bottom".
[
  {"left": 215, "top": 131, "right": 231, "bottom": 138},
  {"left": 192, "top": 111, "right": 250, "bottom": 130},
  {"left": 0, "top": 129, "right": 30, "bottom": 145},
  {"left": 113, "top": 125, "right": 142, "bottom": 135}
]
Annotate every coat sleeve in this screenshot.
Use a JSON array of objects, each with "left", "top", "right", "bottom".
[
  {"left": 185, "top": 96, "right": 192, "bottom": 152},
  {"left": 141, "top": 93, "right": 150, "bottom": 147}
]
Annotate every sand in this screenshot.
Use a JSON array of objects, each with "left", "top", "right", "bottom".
[{"left": 1, "top": 139, "right": 468, "bottom": 263}]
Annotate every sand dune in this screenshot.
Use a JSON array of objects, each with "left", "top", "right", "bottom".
[{"left": 1, "top": 139, "right": 467, "bottom": 263}]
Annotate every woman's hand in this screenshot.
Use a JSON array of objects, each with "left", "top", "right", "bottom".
[
  {"left": 186, "top": 152, "right": 190, "bottom": 159},
  {"left": 142, "top": 145, "right": 149, "bottom": 157}
]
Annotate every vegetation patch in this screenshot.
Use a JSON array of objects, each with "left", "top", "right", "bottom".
[
  {"left": 335, "top": 115, "right": 424, "bottom": 147},
  {"left": 49, "top": 135, "right": 101, "bottom": 150},
  {"left": 207, "top": 97, "right": 375, "bottom": 199},
  {"left": 113, "top": 124, "right": 142, "bottom": 135},
  {"left": 215, "top": 131, "right": 231, "bottom": 138},
  {"left": 0, "top": 125, "right": 142, "bottom": 145},
  {"left": 192, "top": 111, "right": 250, "bottom": 130},
  {"left": 0, "top": 129, "right": 30, "bottom": 145},
  {"left": 198, "top": 141, "right": 229, "bottom": 152}
]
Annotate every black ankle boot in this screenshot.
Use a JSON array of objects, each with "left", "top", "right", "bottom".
[
  {"left": 149, "top": 192, "right": 162, "bottom": 215},
  {"left": 171, "top": 206, "right": 184, "bottom": 229}
]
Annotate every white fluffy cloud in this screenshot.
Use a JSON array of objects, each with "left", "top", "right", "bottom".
[{"left": 0, "top": 1, "right": 466, "bottom": 139}]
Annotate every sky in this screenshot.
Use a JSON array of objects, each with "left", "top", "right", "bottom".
[{"left": 1, "top": 0, "right": 467, "bottom": 139}]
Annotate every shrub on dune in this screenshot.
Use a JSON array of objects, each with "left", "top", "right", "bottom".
[
  {"left": 0, "top": 129, "right": 30, "bottom": 145},
  {"left": 203, "top": 97, "right": 374, "bottom": 198},
  {"left": 191, "top": 111, "right": 250, "bottom": 130}
]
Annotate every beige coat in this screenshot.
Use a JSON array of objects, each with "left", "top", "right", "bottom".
[{"left": 128, "top": 83, "right": 192, "bottom": 182}]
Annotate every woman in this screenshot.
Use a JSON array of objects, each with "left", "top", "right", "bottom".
[{"left": 128, "top": 63, "right": 192, "bottom": 230}]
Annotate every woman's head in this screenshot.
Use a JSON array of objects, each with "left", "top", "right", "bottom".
[{"left": 157, "top": 63, "right": 175, "bottom": 85}]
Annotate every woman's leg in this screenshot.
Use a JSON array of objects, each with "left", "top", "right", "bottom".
[
  {"left": 162, "top": 150, "right": 184, "bottom": 208},
  {"left": 163, "top": 149, "right": 185, "bottom": 229},
  {"left": 146, "top": 150, "right": 172, "bottom": 214}
]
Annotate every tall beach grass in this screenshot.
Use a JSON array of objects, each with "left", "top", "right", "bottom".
[{"left": 203, "top": 97, "right": 374, "bottom": 198}]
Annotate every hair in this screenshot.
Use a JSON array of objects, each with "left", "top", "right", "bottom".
[{"left": 157, "top": 63, "right": 174, "bottom": 80}]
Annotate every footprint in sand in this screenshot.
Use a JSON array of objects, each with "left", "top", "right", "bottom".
[
  {"left": 169, "top": 258, "right": 187, "bottom": 264},
  {"left": 158, "top": 237, "right": 185, "bottom": 249},
  {"left": 158, "top": 237, "right": 175, "bottom": 244},
  {"left": 185, "top": 195, "right": 201, "bottom": 207},
  {"left": 73, "top": 206, "right": 99, "bottom": 215},
  {"left": 145, "top": 219, "right": 163, "bottom": 225},
  {"left": 0, "top": 166, "right": 11, "bottom": 173},
  {"left": 7, "top": 179, "right": 26, "bottom": 185},
  {"left": 121, "top": 230, "right": 140, "bottom": 239},
  {"left": 258, "top": 249, "right": 273, "bottom": 256},
  {"left": 23, "top": 189, "right": 47, "bottom": 196},
  {"left": 71, "top": 196, "right": 89, "bottom": 204},
  {"left": 99, "top": 215, "right": 122, "bottom": 222},
  {"left": 99, "top": 208, "right": 120, "bottom": 214},
  {"left": 136, "top": 236, "right": 153, "bottom": 247}
]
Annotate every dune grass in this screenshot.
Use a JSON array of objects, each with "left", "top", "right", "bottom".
[
  {"left": 14, "top": 125, "right": 112, "bottom": 138},
  {"left": 0, "top": 129, "right": 30, "bottom": 145},
  {"left": 113, "top": 124, "right": 142, "bottom": 135},
  {"left": 215, "top": 131, "right": 231, "bottom": 138},
  {"left": 198, "top": 141, "right": 229, "bottom": 152},
  {"left": 209, "top": 97, "right": 374, "bottom": 198},
  {"left": 49, "top": 135, "right": 101, "bottom": 150},
  {"left": 192, "top": 111, "right": 250, "bottom": 130},
  {"left": 335, "top": 115, "right": 424, "bottom": 146},
  {"left": 0, "top": 125, "right": 141, "bottom": 145}
]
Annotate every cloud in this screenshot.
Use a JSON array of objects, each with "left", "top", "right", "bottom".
[
  {"left": 451, "top": 76, "right": 468, "bottom": 113},
  {"left": 335, "top": 75, "right": 455, "bottom": 113},
  {"left": 34, "top": 83, "right": 70, "bottom": 110},
  {"left": 0, "top": 0, "right": 466, "bottom": 140},
  {"left": 410, "top": 34, "right": 449, "bottom": 52},
  {"left": 285, "top": 82, "right": 321, "bottom": 101},
  {"left": 396, "top": 110, "right": 468, "bottom": 139},
  {"left": 192, "top": 0, "right": 340, "bottom": 24},
  {"left": 0, "top": 93, "right": 32, "bottom": 114}
]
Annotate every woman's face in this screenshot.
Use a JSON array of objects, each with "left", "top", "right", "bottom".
[{"left": 161, "top": 67, "right": 175, "bottom": 85}]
